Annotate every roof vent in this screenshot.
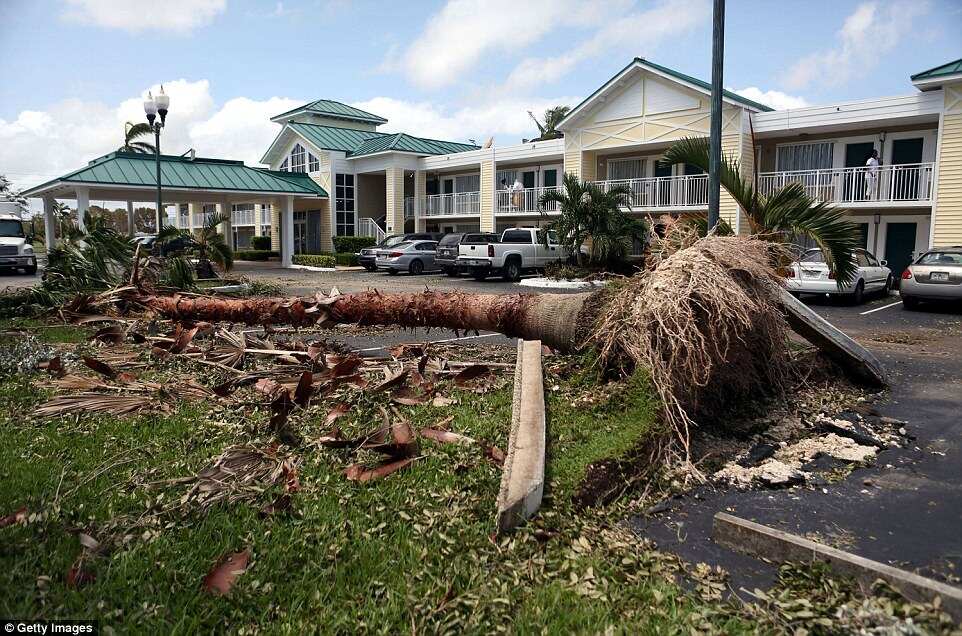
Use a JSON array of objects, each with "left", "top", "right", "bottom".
[{"left": 181, "top": 148, "right": 196, "bottom": 161}]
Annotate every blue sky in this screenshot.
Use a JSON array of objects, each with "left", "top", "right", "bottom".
[{"left": 0, "top": 0, "right": 959, "bottom": 192}]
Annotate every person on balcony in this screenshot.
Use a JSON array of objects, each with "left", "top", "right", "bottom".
[
  {"left": 865, "top": 149, "right": 881, "bottom": 200},
  {"left": 511, "top": 177, "right": 524, "bottom": 209}
]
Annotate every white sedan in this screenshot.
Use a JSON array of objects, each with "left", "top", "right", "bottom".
[{"left": 785, "top": 247, "right": 892, "bottom": 304}]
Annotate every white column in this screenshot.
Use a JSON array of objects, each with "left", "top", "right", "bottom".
[
  {"left": 220, "top": 198, "right": 233, "bottom": 249},
  {"left": 43, "top": 197, "right": 57, "bottom": 250},
  {"left": 75, "top": 186, "right": 89, "bottom": 232},
  {"left": 126, "top": 201, "right": 136, "bottom": 236},
  {"left": 281, "top": 196, "right": 294, "bottom": 267},
  {"left": 414, "top": 169, "right": 423, "bottom": 232}
]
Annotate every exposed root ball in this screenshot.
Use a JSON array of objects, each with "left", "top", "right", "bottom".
[{"left": 592, "top": 236, "right": 791, "bottom": 455}]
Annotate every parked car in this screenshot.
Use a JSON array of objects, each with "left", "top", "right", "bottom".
[
  {"left": 457, "top": 227, "right": 570, "bottom": 282},
  {"left": 899, "top": 246, "right": 962, "bottom": 309},
  {"left": 375, "top": 240, "right": 440, "bottom": 275},
  {"left": 134, "top": 233, "right": 196, "bottom": 257},
  {"left": 0, "top": 214, "right": 37, "bottom": 274},
  {"left": 436, "top": 232, "right": 499, "bottom": 277},
  {"left": 358, "top": 233, "right": 444, "bottom": 271},
  {"left": 785, "top": 247, "right": 892, "bottom": 304}
]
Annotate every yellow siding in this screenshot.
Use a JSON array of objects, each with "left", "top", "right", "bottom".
[
  {"left": 270, "top": 204, "right": 280, "bottom": 251},
  {"left": 581, "top": 150, "right": 597, "bottom": 182},
  {"left": 718, "top": 133, "right": 741, "bottom": 230},
  {"left": 318, "top": 199, "right": 333, "bottom": 252},
  {"left": 415, "top": 170, "right": 427, "bottom": 231},
  {"left": 564, "top": 136, "right": 582, "bottom": 179},
  {"left": 385, "top": 166, "right": 405, "bottom": 234},
  {"left": 934, "top": 84, "right": 962, "bottom": 246},
  {"left": 480, "top": 158, "right": 495, "bottom": 232}
]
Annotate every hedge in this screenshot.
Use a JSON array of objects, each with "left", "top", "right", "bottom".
[
  {"left": 293, "top": 254, "right": 336, "bottom": 268},
  {"left": 333, "top": 236, "right": 377, "bottom": 253},
  {"left": 234, "top": 249, "right": 278, "bottom": 261},
  {"left": 335, "top": 252, "right": 359, "bottom": 266},
  {"left": 250, "top": 236, "right": 271, "bottom": 251}
]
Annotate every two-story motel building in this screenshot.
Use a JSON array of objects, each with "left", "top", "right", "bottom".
[{"left": 24, "top": 57, "right": 962, "bottom": 279}]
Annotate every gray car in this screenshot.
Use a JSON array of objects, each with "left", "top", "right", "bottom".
[
  {"left": 375, "top": 240, "right": 439, "bottom": 275},
  {"left": 900, "top": 246, "right": 962, "bottom": 309}
]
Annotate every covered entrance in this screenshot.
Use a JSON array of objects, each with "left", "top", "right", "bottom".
[{"left": 21, "top": 151, "right": 328, "bottom": 268}]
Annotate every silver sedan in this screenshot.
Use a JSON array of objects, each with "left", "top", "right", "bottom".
[
  {"left": 785, "top": 247, "right": 892, "bottom": 304},
  {"left": 900, "top": 246, "right": 962, "bottom": 309},
  {"left": 375, "top": 240, "right": 440, "bottom": 275}
]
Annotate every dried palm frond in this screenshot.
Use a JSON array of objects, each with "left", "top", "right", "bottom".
[
  {"left": 179, "top": 445, "right": 297, "bottom": 511},
  {"left": 36, "top": 393, "right": 157, "bottom": 417}
]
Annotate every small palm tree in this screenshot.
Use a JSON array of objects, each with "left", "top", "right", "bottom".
[
  {"left": 158, "top": 211, "right": 233, "bottom": 280},
  {"left": 661, "top": 137, "right": 859, "bottom": 284},
  {"left": 538, "top": 173, "right": 646, "bottom": 266},
  {"left": 527, "top": 106, "right": 571, "bottom": 141},
  {"left": 119, "top": 122, "right": 156, "bottom": 154}
]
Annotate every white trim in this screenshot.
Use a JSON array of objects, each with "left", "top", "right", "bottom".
[
  {"left": 752, "top": 92, "right": 943, "bottom": 135},
  {"left": 929, "top": 111, "right": 945, "bottom": 249},
  {"left": 912, "top": 73, "right": 962, "bottom": 91},
  {"left": 23, "top": 180, "right": 325, "bottom": 200}
]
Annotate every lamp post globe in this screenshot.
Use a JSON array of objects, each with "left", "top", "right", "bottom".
[{"left": 143, "top": 87, "right": 170, "bottom": 234}]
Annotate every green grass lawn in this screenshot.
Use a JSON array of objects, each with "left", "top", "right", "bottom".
[{"left": 0, "top": 321, "right": 949, "bottom": 634}]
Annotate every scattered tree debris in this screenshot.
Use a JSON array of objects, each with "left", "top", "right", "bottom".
[{"left": 203, "top": 549, "right": 251, "bottom": 596}]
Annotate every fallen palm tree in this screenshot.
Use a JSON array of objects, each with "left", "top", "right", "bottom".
[{"left": 116, "top": 236, "right": 882, "bottom": 452}]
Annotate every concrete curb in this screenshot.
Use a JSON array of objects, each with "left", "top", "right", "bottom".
[
  {"left": 496, "top": 339, "right": 546, "bottom": 534},
  {"left": 713, "top": 512, "right": 962, "bottom": 621},
  {"left": 289, "top": 264, "right": 337, "bottom": 273},
  {"left": 518, "top": 277, "right": 608, "bottom": 290}
]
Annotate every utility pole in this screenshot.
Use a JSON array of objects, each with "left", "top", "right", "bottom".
[{"left": 707, "top": 0, "right": 725, "bottom": 231}]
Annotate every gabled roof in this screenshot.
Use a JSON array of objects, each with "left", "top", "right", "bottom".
[
  {"left": 261, "top": 122, "right": 479, "bottom": 164},
  {"left": 911, "top": 58, "right": 962, "bottom": 90},
  {"left": 347, "top": 132, "right": 478, "bottom": 158},
  {"left": 559, "top": 57, "right": 773, "bottom": 129},
  {"left": 21, "top": 152, "right": 327, "bottom": 198},
  {"left": 270, "top": 99, "right": 388, "bottom": 125}
]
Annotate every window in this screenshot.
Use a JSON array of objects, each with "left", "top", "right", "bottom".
[
  {"left": 776, "top": 142, "right": 834, "bottom": 172},
  {"left": 502, "top": 229, "right": 532, "bottom": 244},
  {"left": 608, "top": 159, "right": 644, "bottom": 181},
  {"left": 543, "top": 169, "right": 558, "bottom": 188},
  {"left": 856, "top": 251, "right": 871, "bottom": 267},
  {"left": 308, "top": 152, "right": 319, "bottom": 172},
  {"left": 414, "top": 242, "right": 436, "bottom": 251},
  {"left": 918, "top": 252, "right": 962, "bottom": 265},
  {"left": 335, "top": 173, "right": 355, "bottom": 236},
  {"left": 289, "top": 144, "right": 306, "bottom": 173},
  {"left": 455, "top": 174, "right": 480, "bottom": 193},
  {"left": 280, "top": 158, "right": 289, "bottom": 171},
  {"left": 496, "top": 170, "right": 516, "bottom": 189},
  {"left": 800, "top": 250, "right": 826, "bottom": 263}
]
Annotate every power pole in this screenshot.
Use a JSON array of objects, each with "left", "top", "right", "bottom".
[{"left": 707, "top": 0, "right": 725, "bottom": 231}]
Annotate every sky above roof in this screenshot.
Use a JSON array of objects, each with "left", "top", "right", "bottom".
[{"left": 0, "top": 0, "right": 959, "bottom": 195}]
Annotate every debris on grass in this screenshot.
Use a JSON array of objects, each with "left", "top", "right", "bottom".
[{"left": 203, "top": 549, "right": 251, "bottom": 596}]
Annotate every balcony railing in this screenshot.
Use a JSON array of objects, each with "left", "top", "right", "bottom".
[
  {"left": 232, "top": 208, "right": 256, "bottom": 226},
  {"left": 594, "top": 174, "right": 709, "bottom": 209},
  {"left": 422, "top": 191, "right": 480, "bottom": 217},
  {"left": 756, "top": 163, "right": 934, "bottom": 204},
  {"left": 496, "top": 186, "right": 560, "bottom": 214},
  {"left": 359, "top": 218, "right": 386, "bottom": 242}
]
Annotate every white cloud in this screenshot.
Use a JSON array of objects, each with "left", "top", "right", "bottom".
[
  {"left": 351, "top": 96, "right": 581, "bottom": 146},
  {"left": 733, "top": 87, "right": 809, "bottom": 110},
  {"left": 500, "top": 0, "right": 709, "bottom": 94},
  {"left": 784, "top": 1, "right": 929, "bottom": 91},
  {"left": 388, "top": 0, "right": 631, "bottom": 90},
  {"left": 62, "top": 0, "right": 227, "bottom": 34},
  {"left": 0, "top": 80, "right": 300, "bottom": 196}
]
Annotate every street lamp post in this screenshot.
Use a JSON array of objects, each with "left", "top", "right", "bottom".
[{"left": 143, "top": 86, "right": 170, "bottom": 233}]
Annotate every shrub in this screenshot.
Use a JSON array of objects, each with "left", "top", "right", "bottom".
[
  {"left": 293, "top": 254, "right": 336, "bottom": 268},
  {"left": 234, "top": 249, "right": 278, "bottom": 261},
  {"left": 250, "top": 236, "right": 272, "bottom": 251},
  {"left": 332, "top": 236, "right": 376, "bottom": 253},
  {"left": 335, "top": 252, "right": 359, "bottom": 266}
]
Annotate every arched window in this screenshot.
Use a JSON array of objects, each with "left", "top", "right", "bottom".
[{"left": 289, "top": 144, "right": 306, "bottom": 173}]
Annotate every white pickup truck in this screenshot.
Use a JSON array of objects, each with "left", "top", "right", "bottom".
[{"left": 457, "top": 227, "right": 569, "bottom": 281}]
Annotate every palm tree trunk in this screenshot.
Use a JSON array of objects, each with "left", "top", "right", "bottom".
[{"left": 136, "top": 291, "right": 594, "bottom": 352}]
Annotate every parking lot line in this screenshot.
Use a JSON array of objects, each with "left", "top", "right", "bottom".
[{"left": 860, "top": 300, "right": 902, "bottom": 316}]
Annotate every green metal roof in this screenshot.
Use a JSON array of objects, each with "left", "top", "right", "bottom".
[
  {"left": 271, "top": 99, "right": 388, "bottom": 124},
  {"left": 287, "top": 123, "right": 478, "bottom": 158},
  {"left": 22, "top": 152, "right": 328, "bottom": 198},
  {"left": 560, "top": 57, "right": 774, "bottom": 129},
  {"left": 347, "top": 132, "right": 478, "bottom": 157},
  {"left": 911, "top": 58, "right": 962, "bottom": 82},
  {"left": 252, "top": 169, "right": 328, "bottom": 196}
]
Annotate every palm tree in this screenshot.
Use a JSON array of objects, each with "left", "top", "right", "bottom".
[
  {"left": 157, "top": 211, "right": 233, "bottom": 280},
  {"left": 527, "top": 106, "right": 570, "bottom": 141},
  {"left": 660, "top": 137, "right": 860, "bottom": 284},
  {"left": 538, "top": 173, "right": 646, "bottom": 266},
  {"left": 119, "top": 122, "right": 156, "bottom": 154}
]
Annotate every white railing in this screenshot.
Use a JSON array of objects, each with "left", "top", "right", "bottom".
[
  {"left": 422, "top": 191, "right": 480, "bottom": 216},
  {"left": 359, "top": 217, "right": 386, "bottom": 242},
  {"left": 496, "top": 186, "right": 560, "bottom": 214},
  {"left": 594, "top": 174, "right": 709, "bottom": 209},
  {"left": 178, "top": 213, "right": 189, "bottom": 228},
  {"left": 232, "top": 208, "right": 256, "bottom": 226},
  {"left": 259, "top": 207, "right": 272, "bottom": 225},
  {"left": 756, "top": 163, "right": 934, "bottom": 204},
  {"left": 404, "top": 197, "right": 415, "bottom": 219},
  {"left": 191, "top": 212, "right": 216, "bottom": 227}
]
